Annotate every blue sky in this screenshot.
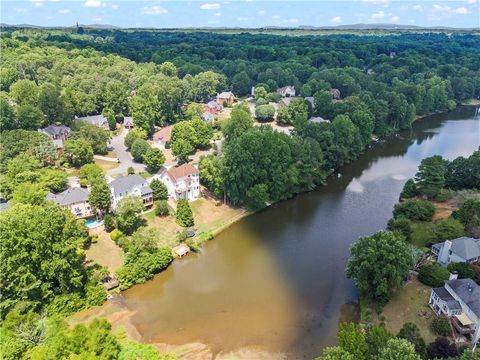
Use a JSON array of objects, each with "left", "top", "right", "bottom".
[{"left": 2, "top": 0, "right": 479, "bottom": 28}]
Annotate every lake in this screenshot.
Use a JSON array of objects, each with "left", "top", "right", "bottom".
[{"left": 112, "top": 107, "right": 480, "bottom": 359}]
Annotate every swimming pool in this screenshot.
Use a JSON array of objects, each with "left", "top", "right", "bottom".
[{"left": 85, "top": 219, "right": 103, "bottom": 229}]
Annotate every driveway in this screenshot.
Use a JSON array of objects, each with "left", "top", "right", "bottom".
[{"left": 107, "top": 130, "right": 145, "bottom": 177}]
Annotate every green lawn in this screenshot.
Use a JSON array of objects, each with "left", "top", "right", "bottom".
[
  {"left": 411, "top": 222, "right": 435, "bottom": 249},
  {"left": 382, "top": 278, "right": 438, "bottom": 344}
]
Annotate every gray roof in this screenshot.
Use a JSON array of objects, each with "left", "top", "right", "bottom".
[
  {"left": 0, "top": 201, "right": 10, "bottom": 212},
  {"left": 309, "top": 116, "right": 330, "bottom": 124},
  {"left": 75, "top": 115, "right": 107, "bottom": 127},
  {"left": 47, "top": 187, "right": 89, "bottom": 206},
  {"left": 433, "top": 287, "right": 462, "bottom": 310},
  {"left": 109, "top": 174, "right": 152, "bottom": 196},
  {"left": 203, "top": 112, "right": 215, "bottom": 122},
  {"left": 305, "top": 96, "right": 314, "bottom": 107},
  {"left": 40, "top": 124, "right": 71, "bottom": 138},
  {"left": 447, "top": 278, "right": 480, "bottom": 318},
  {"left": 436, "top": 237, "right": 480, "bottom": 261}
]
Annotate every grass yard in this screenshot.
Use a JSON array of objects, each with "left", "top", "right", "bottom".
[
  {"left": 143, "top": 196, "right": 247, "bottom": 248},
  {"left": 94, "top": 158, "right": 120, "bottom": 172},
  {"left": 382, "top": 278, "right": 437, "bottom": 344},
  {"left": 86, "top": 231, "right": 124, "bottom": 273},
  {"left": 411, "top": 222, "right": 435, "bottom": 249}
]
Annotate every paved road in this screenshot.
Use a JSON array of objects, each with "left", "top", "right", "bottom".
[{"left": 107, "top": 130, "right": 145, "bottom": 177}]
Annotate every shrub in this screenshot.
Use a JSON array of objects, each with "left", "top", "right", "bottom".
[
  {"left": 103, "top": 214, "right": 115, "bottom": 232},
  {"left": 436, "top": 188, "right": 453, "bottom": 202},
  {"left": 110, "top": 229, "right": 124, "bottom": 243},
  {"left": 387, "top": 217, "right": 413, "bottom": 241},
  {"left": 155, "top": 200, "right": 170, "bottom": 217},
  {"left": 127, "top": 166, "right": 135, "bottom": 175},
  {"left": 431, "top": 318, "right": 451, "bottom": 337},
  {"left": 80, "top": 178, "right": 88, "bottom": 188},
  {"left": 393, "top": 200, "right": 435, "bottom": 221},
  {"left": 255, "top": 104, "right": 275, "bottom": 122},
  {"left": 418, "top": 263, "right": 450, "bottom": 287},
  {"left": 175, "top": 199, "right": 194, "bottom": 227},
  {"left": 433, "top": 218, "right": 464, "bottom": 241},
  {"left": 427, "top": 337, "right": 458, "bottom": 359},
  {"left": 447, "top": 262, "right": 475, "bottom": 279},
  {"left": 186, "top": 238, "right": 200, "bottom": 252}
]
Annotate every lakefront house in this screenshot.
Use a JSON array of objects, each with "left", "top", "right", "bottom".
[
  {"left": 47, "top": 187, "right": 94, "bottom": 219},
  {"left": 432, "top": 237, "right": 480, "bottom": 266},
  {"left": 109, "top": 174, "right": 153, "bottom": 209},
  {"left": 154, "top": 163, "right": 200, "bottom": 202},
  {"left": 429, "top": 274, "right": 480, "bottom": 344}
]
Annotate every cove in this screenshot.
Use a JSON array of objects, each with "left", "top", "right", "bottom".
[{"left": 97, "top": 107, "right": 480, "bottom": 359}]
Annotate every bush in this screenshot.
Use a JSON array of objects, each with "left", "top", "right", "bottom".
[
  {"left": 418, "top": 263, "right": 450, "bottom": 287},
  {"left": 175, "top": 199, "right": 194, "bottom": 227},
  {"left": 431, "top": 318, "right": 451, "bottom": 337},
  {"left": 436, "top": 188, "right": 453, "bottom": 202},
  {"left": 255, "top": 104, "right": 275, "bottom": 122},
  {"left": 186, "top": 238, "right": 200, "bottom": 252},
  {"left": 427, "top": 337, "right": 458, "bottom": 359},
  {"left": 393, "top": 199, "right": 435, "bottom": 221},
  {"left": 110, "top": 229, "right": 124, "bottom": 242},
  {"left": 155, "top": 200, "right": 170, "bottom": 217},
  {"left": 447, "top": 262, "right": 475, "bottom": 279},
  {"left": 433, "top": 218, "right": 464, "bottom": 241},
  {"left": 103, "top": 214, "right": 115, "bottom": 232},
  {"left": 80, "top": 178, "right": 88, "bottom": 187},
  {"left": 127, "top": 166, "right": 135, "bottom": 175},
  {"left": 387, "top": 217, "right": 413, "bottom": 241}
]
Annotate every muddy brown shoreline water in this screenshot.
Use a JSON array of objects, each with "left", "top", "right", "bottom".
[{"left": 80, "top": 107, "right": 480, "bottom": 359}]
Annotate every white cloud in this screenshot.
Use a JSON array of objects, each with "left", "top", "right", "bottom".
[
  {"left": 111, "top": 4, "right": 119, "bottom": 10},
  {"left": 370, "top": 10, "right": 385, "bottom": 20},
  {"left": 272, "top": 15, "right": 281, "bottom": 19},
  {"left": 467, "top": 0, "right": 477, "bottom": 4},
  {"left": 452, "top": 6, "right": 469, "bottom": 14},
  {"left": 258, "top": 10, "right": 266, "bottom": 15},
  {"left": 84, "top": 0, "right": 103, "bottom": 8},
  {"left": 58, "top": 8, "right": 70, "bottom": 14},
  {"left": 412, "top": 5, "right": 423, "bottom": 11},
  {"left": 141, "top": 5, "right": 168, "bottom": 15},
  {"left": 331, "top": 16, "right": 342, "bottom": 24},
  {"left": 29, "top": 0, "right": 44, "bottom": 7},
  {"left": 390, "top": 15, "right": 400, "bottom": 22},
  {"left": 214, "top": 12, "right": 222, "bottom": 16},
  {"left": 237, "top": 16, "right": 249, "bottom": 21},
  {"left": 361, "top": 0, "right": 390, "bottom": 4},
  {"left": 200, "top": 3, "right": 220, "bottom": 10}
]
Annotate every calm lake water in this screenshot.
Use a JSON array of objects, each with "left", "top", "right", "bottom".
[{"left": 119, "top": 107, "right": 480, "bottom": 359}]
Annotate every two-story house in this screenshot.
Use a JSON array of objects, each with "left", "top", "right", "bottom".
[
  {"left": 277, "top": 85, "right": 296, "bottom": 98},
  {"left": 47, "top": 187, "right": 94, "bottom": 219},
  {"left": 429, "top": 275, "right": 480, "bottom": 344},
  {"left": 39, "top": 123, "right": 71, "bottom": 151},
  {"left": 75, "top": 115, "right": 110, "bottom": 130},
  {"left": 216, "top": 91, "right": 235, "bottom": 106},
  {"left": 432, "top": 237, "right": 480, "bottom": 266},
  {"left": 109, "top": 174, "right": 153, "bottom": 209},
  {"left": 155, "top": 163, "right": 200, "bottom": 201}
]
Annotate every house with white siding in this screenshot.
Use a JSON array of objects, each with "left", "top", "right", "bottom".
[
  {"left": 429, "top": 275, "right": 480, "bottom": 344},
  {"left": 109, "top": 174, "right": 153, "bottom": 209},
  {"left": 154, "top": 163, "right": 200, "bottom": 201}
]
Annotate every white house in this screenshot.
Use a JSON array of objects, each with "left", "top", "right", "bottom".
[
  {"left": 155, "top": 163, "right": 200, "bottom": 201},
  {"left": 277, "top": 85, "right": 296, "bottom": 98},
  {"left": 108, "top": 174, "right": 153, "bottom": 209},
  {"left": 429, "top": 276, "right": 480, "bottom": 344},
  {"left": 432, "top": 237, "right": 480, "bottom": 266}
]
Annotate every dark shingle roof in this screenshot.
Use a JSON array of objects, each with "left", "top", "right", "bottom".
[
  {"left": 41, "top": 124, "right": 71, "bottom": 138},
  {"left": 447, "top": 278, "right": 480, "bottom": 318},
  {"left": 435, "top": 237, "right": 480, "bottom": 261},
  {"left": 47, "top": 187, "right": 89, "bottom": 206},
  {"left": 109, "top": 174, "right": 152, "bottom": 196}
]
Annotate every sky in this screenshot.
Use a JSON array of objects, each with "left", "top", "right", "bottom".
[{"left": 1, "top": 0, "right": 479, "bottom": 29}]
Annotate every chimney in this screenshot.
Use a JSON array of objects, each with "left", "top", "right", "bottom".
[
  {"left": 438, "top": 240, "right": 452, "bottom": 265},
  {"left": 449, "top": 271, "right": 458, "bottom": 281}
]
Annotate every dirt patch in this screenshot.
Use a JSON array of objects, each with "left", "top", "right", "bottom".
[
  {"left": 431, "top": 198, "right": 459, "bottom": 221},
  {"left": 94, "top": 158, "right": 120, "bottom": 172},
  {"left": 86, "top": 231, "right": 124, "bottom": 273},
  {"left": 382, "top": 278, "right": 437, "bottom": 343}
]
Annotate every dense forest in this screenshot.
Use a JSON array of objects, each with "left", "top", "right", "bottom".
[{"left": 1, "top": 28, "right": 480, "bottom": 358}]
